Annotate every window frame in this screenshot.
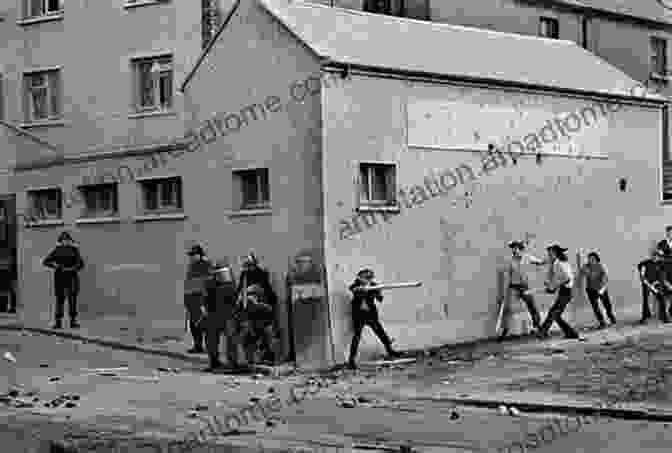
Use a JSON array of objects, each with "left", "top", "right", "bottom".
[
  {"left": 132, "top": 55, "right": 174, "bottom": 113},
  {"left": 539, "top": 16, "right": 559, "bottom": 39},
  {"left": 358, "top": 162, "right": 398, "bottom": 208},
  {"left": 651, "top": 36, "right": 669, "bottom": 79},
  {"left": 201, "top": 0, "right": 222, "bottom": 49},
  {"left": 23, "top": 68, "right": 61, "bottom": 123},
  {"left": 139, "top": 176, "right": 183, "bottom": 214},
  {"left": 78, "top": 183, "right": 119, "bottom": 219},
  {"left": 23, "top": 0, "right": 62, "bottom": 19},
  {"left": 233, "top": 168, "right": 271, "bottom": 211},
  {"left": 27, "top": 187, "right": 63, "bottom": 222}
]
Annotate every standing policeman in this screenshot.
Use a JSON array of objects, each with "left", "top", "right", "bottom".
[
  {"left": 203, "top": 259, "right": 239, "bottom": 372},
  {"left": 43, "top": 231, "right": 85, "bottom": 329}
]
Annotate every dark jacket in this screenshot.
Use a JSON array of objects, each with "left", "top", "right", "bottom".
[
  {"left": 237, "top": 267, "right": 277, "bottom": 307},
  {"left": 657, "top": 240, "right": 672, "bottom": 257},
  {"left": 43, "top": 245, "right": 84, "bottom": 283},
  {"left": 349, "top": 278, "right": 382, "bottom": 317}
]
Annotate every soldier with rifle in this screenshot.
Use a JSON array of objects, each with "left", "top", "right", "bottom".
[{"left": 347, "top": 268, "right": 407, "bottom": 370}]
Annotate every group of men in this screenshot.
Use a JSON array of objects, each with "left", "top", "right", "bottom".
[
  {"left": 184, "top": 245, "right": 279, "bottom": 372},
  {"left": 637, "top": 226, "right": 672, "bottom": 324}
]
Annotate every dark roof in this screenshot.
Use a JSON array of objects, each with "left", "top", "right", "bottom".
[{"left": 259, "top": 0, "right": 660, "bottom": 100}]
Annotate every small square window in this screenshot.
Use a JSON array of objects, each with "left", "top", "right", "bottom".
[
  {"left": 202, "top": 0, "right": 222, "bottom": 49},
  {"left": 359, "top": 163, "right": 397, "bottom": 207},
  {"left": 132, "top": 56, "right": 173, "bottom": 113},
  {"left": 79, "top": 184, "right": 118, "bottom": 218},
  {"left": 24, "top": 0, "right": 62, "bottom": 19},
  {"left": 140, "top": 177, "right": 183, "bottom": 213},
  {"left": 23, "top": 69, "right": 61, "bottom": 122},
  {"left": 233, "top": 168, "right": 270, "bottom": 210},
  {"left": 539, "top": 17, "right": 559, "bottom": 39},
  {"left": 27, "top": 188, "right": 62, "bottom": 221}
]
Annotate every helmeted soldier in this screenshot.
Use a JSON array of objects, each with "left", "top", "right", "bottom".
[
  {"left": 203, "top": 259, "right": 239, "bottom": 372},
  {"left": 43, "top": 231, "right": 85, "bottom": 329},
  {"left": 237, "top": 283, "right": 279, "bottom": 365},
  {"left": 347, "top": 268, "right": 401, "bottom": 370}
]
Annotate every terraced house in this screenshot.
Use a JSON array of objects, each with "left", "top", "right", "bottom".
[{"left": 1, "top": 0, "right": 672, "bottom": 369}]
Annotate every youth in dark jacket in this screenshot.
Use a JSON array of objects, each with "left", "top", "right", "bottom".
[
  {"left": 43, "top": 231, "right": 85, "bottom": 329},
  {"left": 580, "top": 252, "right": 616, "bottom": 329},
  {"left": 347, "top": 268, "right": 401, "bottom": 370},
  {"left": 185, "top": 244, "right": 215, "bottom": 354}
]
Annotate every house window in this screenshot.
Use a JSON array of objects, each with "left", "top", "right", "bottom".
[
  {"left": 652, "top": 37, "right": 668, "bottom": 77},
  {"left": 233, "top": 168, "right": 270, "bottom": 210},
  {"left": 133, "top": 56, "right": 173, "bottom": 112},
  {"left": 663, "top": 106, "right": 672, "bottom": 202},
  {"left": 359, "top": 163, "right": 397, "bottom": 207},
  {"left": 23, "top": 0, "right": 62, "bottom": 18},
  {"left": 0, "top": 74, "right": 4, "bottom": 121},
  {"left": 79, "top": 184, "right": 118, "bottom": 218},
  {"left": 23, "top": 69, "right": 61, "bottom": 122},
  {"left": 140, "top": 177, "right": 183, "bottom": 213},
  {"left": 202, "top": 0, "right": 222, "bottom": 49},
  {"left": 539, "top": 17, "right": 559, "bottom": 39},
  {"left": 27, "top": 188, "right": 62, "bottom": 221},
  {"left": 363, "top": 0, "right": 404, "bottom": 16}
]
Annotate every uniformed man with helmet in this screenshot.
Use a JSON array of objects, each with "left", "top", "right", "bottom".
[{"left": 203, "top": 259, "right": 239, "bottom": 372}]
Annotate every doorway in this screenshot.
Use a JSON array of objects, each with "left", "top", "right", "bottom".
[{"left": 0, "top": 195, "right": 18, "bottom": 314}]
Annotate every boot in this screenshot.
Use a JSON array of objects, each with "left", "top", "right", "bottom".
[
  {"left": 203, "top": 360, "right": 223, "bottom": 373},
  {"left": 70, "top": 319, "right": 80, "bottom": 329},
  {"left": 52, "top": 320, "right": 62, "bottom": 329}
]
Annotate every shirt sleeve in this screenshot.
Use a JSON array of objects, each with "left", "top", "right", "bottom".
[{"left": 43, "top": 249, "right": 56, "bottom": 268}]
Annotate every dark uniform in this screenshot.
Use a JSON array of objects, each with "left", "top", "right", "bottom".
[
  {"left": 347, "top": 269, "right": 400, "bottom": 369},
  {"left": 184, "top": 246, "right": 214, "bottom": 353},
  {"left": 639, "top": 252, "right": 672, "bottom": 323},
  {"left": 43, "top": 232, "right": 84, "bottom": 329},
  {"left": 203, "top": 262, "right": 238, "bottom": 371}
]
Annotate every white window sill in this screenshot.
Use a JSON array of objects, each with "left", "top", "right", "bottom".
[
  {"left": 17, "top": 13, "right": 64, "bottom": 26},
  {"left": 20, "top": 120, "right": 67, "bottom": 128},
  {"left": 227, "top": 208, "right": 273, "bottom": 217},
  {"left": 133, "top": 213, "right": 187, "bottom": 222},
  {"left": 124, "top": 0, "right": 168, "bottom": 9},
  {"left": 356, "top": 205, "right": 401, "bottom": 213},
  {"left": 128, "top": 110, "right": 177, "bottom": 119},
  {"left": 75, "top": 217, "right": 122, "bottom": 225},
  {"left": 24, "top": 219, "right": 65, "bottom": 228}
]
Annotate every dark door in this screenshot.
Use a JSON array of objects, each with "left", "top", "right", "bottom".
[{"left": 0, "top": 195, "right": 18, "bottom": 313}]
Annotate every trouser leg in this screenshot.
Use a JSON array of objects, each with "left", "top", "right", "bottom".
[
  {"left": 518, "top": 290, "right": 541, "bottom": 328},
  {"left": 600, "top": 290, "right": 617, "bottom": 323},
  {"left": 586, "top": 288, "right": 605, "bottom": 325},
  {"left": 348, "top": 318, "right": 365, "bottom": 364},
  {"left": 205, "top": 318, "right": 222, "bottom": 365},
  {"left": 540, "top": 288, "right": 578, "bottom": 337},
  {"left": 190, "top": 320, "right": 204, "bottom": 348},
  {"left": 367, "top": 317, "right": 395, "bottom": 354},
  {"left": 657, "top": 293, "right": 669, "bottom": 322},
  {"left": 499, "top": 290, "right": 512, "bottom": 335},
  {"left": 54, "top": 284, "right": 66, "bottom": 321},
  {"left": 642, "top": 284, "right": 652, "bottom": 320}
]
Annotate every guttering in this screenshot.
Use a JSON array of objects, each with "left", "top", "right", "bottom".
[
  {"left": 13, "top": 140, "right": 186, "bottom": 172},
  {"left": 321, "top": 60, "right": 668, "bottom": 108},
  {"left": 179, "top": 0, "right": 242, "bottom": 93},
  {"left": 0, "top": 119, "right": 61, "bottom": 153}
]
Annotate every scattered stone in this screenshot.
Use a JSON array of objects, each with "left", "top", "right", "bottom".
[
  {"left": 449, "top": 410, "right": 459, "bottom": 420},
  {"left": 195, "top": 404, "right": 208, "bottom": 411},
  {"left": 64, "top": 402, "right": 77, "bottom": 408},
  {"left": 341, "top": 401, "right": 356, "bottom": 408},
  {"left": 357, "top": 396, "right": 372, "bottom": 403},
  {"left": 40, "top": 364, "right": 49, "bottom": 368},
  {"left": 249, "top": 397, "right": 260, "bottom": 403},
  {"left": 187, "top": 411, "right": 199, "bottom": 418},
  {"left": 8, "top": 390, "right": 19, "bottom": 398},
  {"left": 268, "top": 387, "right": 275, "bottom": 394},
  {"left": 265, "top": 420, "right": 276, "bottom": 427},
  {"left": 48, "top": 377, "right": 61, "bottom": 382},
  {"left": 498, "top": 405, "right": 508, "bottom": 415}
]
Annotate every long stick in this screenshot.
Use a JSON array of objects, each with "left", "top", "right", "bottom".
[
  {"left": 356, "top": 282, "right": 422, "bottom": 291},
  {"left": 495, "top": 296, "right": 505, "bottom": 334}
]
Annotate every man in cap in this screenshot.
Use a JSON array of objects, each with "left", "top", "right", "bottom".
[
  {"left": 184, "top": 244, "right": 214, "bottom": 354},
  {"left": 43, "top": 231, "right": 85, "bottom": 329},
  {"left": 203, "top": 259, "right": 240, "bottom": 372},
  {"left": 499, "top": 240, "right": 544, "bottom": 339},
  {"left": 347, "top": 268, "right": 402, "bottom": 370},
  {"left": 536, "top": 244, "right": 581, "bottom": 340},
  {"left": 657, "top": 226, "right": 672, "bottom": 258}
]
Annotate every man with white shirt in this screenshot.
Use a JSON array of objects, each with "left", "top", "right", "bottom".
[
  {"left": 536, "top": 244, "right": 581, "bottom": 340},
  {"left": 498, "top": 241, "right": 545, "bottom": 339},
  {"left": 656, "top": 226, "right": 672, "bottom": 257}
]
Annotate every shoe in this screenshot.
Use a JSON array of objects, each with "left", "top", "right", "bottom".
[
  {"left": 346, "top": 361, "right": 358, "bottom": 370},
  {"left": 203, "top": 361, "right": 223, "bottom": 373},
  {"left": 597, "top": 322, "right": 607, "bottom": 330},
  {"left": 639, "top": 317, "right": 650, "bottom": 324},
  {"left": 536, "top": 330, "right": 549, "bottom": 339},
  {"left": 387, "top": 350, "right": 403, "bottom": 359},
  {"left": 187, "top": 347, "right": 205, "bottom": 354},
  {"left": 7, "top": 308, "right": 16, "bottom": 314},
  {"left": 565, "top": 333, "right": 580, "bottom": 340},
  {"left": 70, "top": 320, "right": 80, "bottom": 329},
  {"left": 52, "top": 321, "right": 62, "bottom": 329}
]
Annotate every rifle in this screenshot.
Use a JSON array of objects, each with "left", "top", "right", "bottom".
[{"left": 353, "top": 281, "right": 422, "bottom": 292}]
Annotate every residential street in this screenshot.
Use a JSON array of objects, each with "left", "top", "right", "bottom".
[{"left": 1, "top": 320, "right": 672, "bottom": 452}]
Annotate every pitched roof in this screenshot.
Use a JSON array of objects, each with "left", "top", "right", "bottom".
[{"left": 258, "top": 0, "right": 663, "bottom": 101}]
